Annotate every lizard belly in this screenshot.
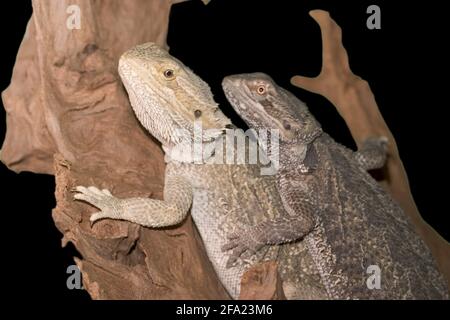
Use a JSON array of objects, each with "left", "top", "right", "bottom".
[
  {"left": 190, "top": 189, "right": 246, "bottom": 298},
  {"left": 170, "top": 162, "right": 258, "bottom": 298}
]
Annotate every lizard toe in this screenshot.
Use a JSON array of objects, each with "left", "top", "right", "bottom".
[
  {"left": 101, "top": 189, "right": 113, "bottom": 196},
  {"left": 226, "top": 232, "right": 240, "bottom": 240},
  {"left": 226, "top": 256, "right": 238, "bottom": 269},
  {"left": 221, "top": 241, "right": 238, "bottom": 252},
  {"left": 88, "top": 186, "right": 106, "bottom": 197},
  {"left": 90, "top": 211, "right": 111, "bottom": 223}
]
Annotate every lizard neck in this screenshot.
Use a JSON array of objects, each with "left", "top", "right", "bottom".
[
  {"left": 162, "top": 139, "right": 218, "bottom": 164},
  {"left": 294, "top": 126, "right": 323, "bottom": 145},
  {"left": 279, "top": 142, "right": 308, "bottom": 168},
  {"left": 280, "top": 131, "right": 321, "bottom": 174}
]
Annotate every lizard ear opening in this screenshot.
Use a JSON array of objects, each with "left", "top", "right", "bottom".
[
  {"left": 299, "top": 144, "right": 318, "bottom": 174},
  {"left": 194, "top": 110, "right": 202, "bottom": 118}
]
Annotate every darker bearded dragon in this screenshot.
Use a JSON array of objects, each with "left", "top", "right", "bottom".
[{"left": 221, "top": 72, "right": 449, "bottom": 299}]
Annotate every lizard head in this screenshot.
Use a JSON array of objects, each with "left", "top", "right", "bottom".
[
  {"left": 222, "top": 72, "right": 322, "bottom": 144},
  {"left": 118, "top": 42, "right": 231, "bottom": 149}
]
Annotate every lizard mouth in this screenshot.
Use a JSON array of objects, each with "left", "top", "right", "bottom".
[{"left": 226, "top": 91, "right": 246, "bottom": 116}]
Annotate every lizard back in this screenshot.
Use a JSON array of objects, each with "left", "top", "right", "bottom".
[{"left": 304, "top": 134, "right": 448, "bottom": 299}]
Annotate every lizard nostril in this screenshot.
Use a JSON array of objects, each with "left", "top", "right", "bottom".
[
  {"left": 283, "top": 121, "right": 291, "bottom": 130},
  {"left": 194, "top": 110, "right": 202, "bottom": 118}
]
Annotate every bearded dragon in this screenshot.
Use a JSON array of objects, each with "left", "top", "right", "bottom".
[
  {"left": 221, "top": 72, "right": 449, "bottom": 299},
  {"left": 73, "top": 43, "right": 329, "bottom": 299}
]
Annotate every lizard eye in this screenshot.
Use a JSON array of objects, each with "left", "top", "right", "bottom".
[
  {"left": 257, "top": 86, "right": 266, "bottom": 95},
  {"left": 163, "top": 69, "right": 175, "bottom": 79},
  {"left": 194, "top": 110, "right": 202, "bottom": 118}
]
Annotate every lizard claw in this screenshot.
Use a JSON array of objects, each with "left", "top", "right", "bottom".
[
  {"left": 74, "top": 185, "right": 122, "bottom": 224},
  {"left": 221, "top": 228, "right": 264, "bottom": 268},
  {"left": 378, "top": 136, "right": 389, "bottom": 151},
  {"left": 89, "top": 211, "right": 113, "bottom": 224},
  {"left": 224, "top": 244, "right": 248, "bottom": 268},
  {"left": 221, "top": 239, "right": 239, "bottom": 251}
]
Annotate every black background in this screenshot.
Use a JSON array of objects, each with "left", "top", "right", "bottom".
[{"left": 0, "top": 0, "right": 448, "bottom": 302}]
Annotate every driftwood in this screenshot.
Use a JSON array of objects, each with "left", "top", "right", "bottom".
[
  {"left": 239, "top": 261, "right": 286, "bottom": 300},
  {"left": 1, "top": 3, "right": 447, "bottom": 299}
]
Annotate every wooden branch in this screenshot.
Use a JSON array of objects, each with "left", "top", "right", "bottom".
[{"left": 239, "top": 261, "right": 286, "bottom": 300}]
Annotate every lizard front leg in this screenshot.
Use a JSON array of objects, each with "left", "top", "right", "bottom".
[
  {"left": 222, "top": 188, "right": 316, "bottom": 268},
  {"left": 354, "top": 136, "right": 389, "bottom": 171},
  {"left": 74, "top": 175, "right": 193, "bottom": 227}
]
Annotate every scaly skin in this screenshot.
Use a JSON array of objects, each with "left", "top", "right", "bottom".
[
  {"left": 222, "top": 72, "right": 449, "bottom": 299},
  {"left": 74, "top": 43, "right": 327, "bottom": 299}
]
